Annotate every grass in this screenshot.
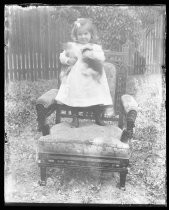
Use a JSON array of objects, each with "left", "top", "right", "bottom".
[
  {"left": 126, "top": 73, "right": 166, "bottom": 203},
  {"left": 5, "top": 73, "right": 166, "bottom": 204}
]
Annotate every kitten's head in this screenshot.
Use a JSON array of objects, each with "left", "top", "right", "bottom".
[{"left": 62, "top": 42, "right": 80, "bottom": 58}]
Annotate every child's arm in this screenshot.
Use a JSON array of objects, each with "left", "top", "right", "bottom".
[
  {"left": 60, "top": 50, "right": 70, "bottom": 65},
  {"left": 82, "top": 45, "right": 105, "bottom": 62},
  {"left": 60, "top": 50, "right": 77, "bottom": 66}
]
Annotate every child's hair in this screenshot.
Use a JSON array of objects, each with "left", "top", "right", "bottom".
[{"left": 71, "top": 18, "right": 99, "bottom": 44}]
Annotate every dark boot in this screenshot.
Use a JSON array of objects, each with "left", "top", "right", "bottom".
[
  {"left": 94, "top": 106, "right": 106, "bottom": 126},
  {"left": 70, "top": 109, "right": 79, "bottom": 128}
]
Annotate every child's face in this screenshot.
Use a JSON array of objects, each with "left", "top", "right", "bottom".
[{"left": 77, "top": 27, "right": 91, "bottom": 44}]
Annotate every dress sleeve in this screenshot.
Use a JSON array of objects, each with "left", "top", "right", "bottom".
[
  {"left": 59, "top": 50, "right": 69, "bottom": 64},
  {"left": 91, "top": 45, "right": 105, "bottom": 62}
]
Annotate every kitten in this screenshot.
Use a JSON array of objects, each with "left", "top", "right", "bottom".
[{"left": 81, "top": 48, "right": 103, "bottom": 82}]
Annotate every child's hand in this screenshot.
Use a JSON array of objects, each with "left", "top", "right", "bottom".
[{"left": 67, "top": 57, "right": 77, "bottom": 65}]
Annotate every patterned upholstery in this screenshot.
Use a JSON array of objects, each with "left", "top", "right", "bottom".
[
  {"left": 104, "top": 63, "right": 116, "bottom": 115},
  {"left": 38, "top": 121, "right": 130, "bottom": 159},
  {"left": 103, "top": 62, "right": 116, "bottom": 102}
]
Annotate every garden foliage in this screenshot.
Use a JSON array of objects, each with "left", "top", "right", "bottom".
[{"left": 52, "top": 6, "right": 165, "bottom": 51}]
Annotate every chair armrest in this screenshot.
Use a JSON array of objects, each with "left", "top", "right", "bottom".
[
  {"left": 36, "top": 89, "right": 58, "bottom": 108},
  {"left": 120, "top": 94, "right": 138, "bottom": 143},
  {"left": 121, "top": 94, "right": 138, "bottom": 113},
  {"left": 36, "top": 89, "right": 59, "bottom": 136}
]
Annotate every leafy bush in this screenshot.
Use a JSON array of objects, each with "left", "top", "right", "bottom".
[{"left": 59, "top": 6, "right": 165, "bottom": 51}]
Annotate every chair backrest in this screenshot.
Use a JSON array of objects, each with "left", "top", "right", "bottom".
[{"left": 104, "top": 61, "right": 128, "bottom": 115}]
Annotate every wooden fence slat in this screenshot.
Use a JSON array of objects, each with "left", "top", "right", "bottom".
[
  {"left": 41, "top": 53, "right": 45, "bottom": 80},
  {"left": 151, "top": 31, "right": 155, "bottom": 73},
  {"left": 7, "top": 53, "right": 10, "bottom": 81},
  {"left": 19, "top": 54, "right": 22, "bottom": 80},
  {"left": 30, "top": 11, "right": 34, "bottom": 81},
  {"left": 55, "top": 53, "right": 58, "bottom": 79},
  {"left": 15, "top": 54, "right": 19, "bottom": 80},
  {"left": 9, "top": 53, "right": 14, "bottom": 81},
  {"left": 32, "top": 53, "right": 35, "bottom": 81},
  {"left": 36, "top": 9, "right": 41, "bottom": 80},
  {"left": 32, "top": 53, "right": 36, "bottom": 81},
  {"left": 17, "top": 9, "right": 21, "bottom": 80},
  {"left": 36, "top": 53, "right": 40, "bottom": 79},
  {"left": 25, "top": 12, "right": 29, "bottom": 80},
  {"left": 20, "top": 8, "right": 26, "bottom": 80},
  {"left": 11, "top": 53, "right": 17, "bottom": 80},
  {"left": 5, "top": 51, "right": 9, "bottom": 83},
  {"left": 47, "top": 10, "right": 51, "bottom": 71},
  {"left": 149, "top": 31, "right": 152, "bottom": 73}
]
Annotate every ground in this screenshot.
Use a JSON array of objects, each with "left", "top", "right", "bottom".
[{"left": 4, "top": 72, "right": 166, "bottom": 205}]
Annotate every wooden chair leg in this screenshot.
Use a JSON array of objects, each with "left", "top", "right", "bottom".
[
  {"left": 118, "top": 100, "right": 125, "bottom": 129},
  {"left": 36, "top": 104, "right": 50, "bottom": 136},
  {"left": 119, "top": 170, "right": 128, "bottom": 190},
  {"left": 38, "top": 166, "right": 47, "bottom": 186},
  {"left": 55, "top": 104, "right": 61, "bottom": 124},
  {"left": 116, "top": 169, "right": 128, "bottom": 190}
]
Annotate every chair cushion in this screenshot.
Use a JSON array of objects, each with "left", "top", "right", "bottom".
[{"left": 38, "top": 121, "right": 130, "bottom": 159}]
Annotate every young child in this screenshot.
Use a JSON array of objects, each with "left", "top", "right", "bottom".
[{"left": 55, "top": 18, "right": 113, "bottom": 127}]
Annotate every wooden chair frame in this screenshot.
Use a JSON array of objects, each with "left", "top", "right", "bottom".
[{"left": 36, "top": 62, "right": 137, "bottom": 190}]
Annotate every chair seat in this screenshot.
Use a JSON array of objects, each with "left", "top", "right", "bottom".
[{"left": 38, "top": 121, "right": 130, "bottom": 159}]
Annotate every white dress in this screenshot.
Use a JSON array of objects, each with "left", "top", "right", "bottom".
[{"left": 55, "top": 42, "right": 113, "bottom": 107}]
